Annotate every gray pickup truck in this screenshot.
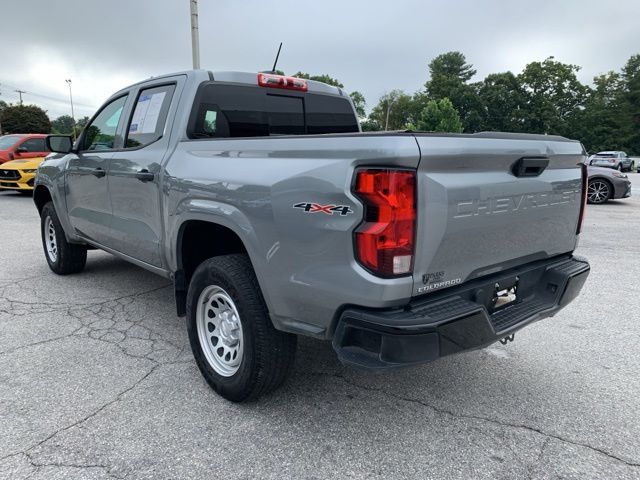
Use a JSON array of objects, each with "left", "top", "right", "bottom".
[{"left": 35, "top": 70, "right": 590, "bottom": 402}]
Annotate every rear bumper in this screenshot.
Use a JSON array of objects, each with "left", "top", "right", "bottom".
[{"left": 332, "top": 255, "right": 590, "bottom": 369}]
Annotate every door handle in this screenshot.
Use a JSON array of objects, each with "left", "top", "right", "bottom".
[
  {"left": 91, "top": 167, "right": 106, "bottom": 178},
  {"left": 135, "top": 169, "right": 155, "bottom": 182},
  {"left": 511, "top": 157, "right": 549, "bottom": 177}
]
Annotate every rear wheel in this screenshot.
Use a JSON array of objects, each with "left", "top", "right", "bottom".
[
  {"left": 41, "top": 202, "right": 87, "bottom": 274},
  {"left": 617, "top": 164, "right": 623, "bottom": 171},
  {"left": 186, "top": 254, "right": 297, "bottom": 402},
  {"left": 587, "top": 179, "right": 611, "bottom": 205}
]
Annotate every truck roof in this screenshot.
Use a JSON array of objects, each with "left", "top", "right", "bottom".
[{"left": 116, "top": 69, "right": 346, "bottom": 97}]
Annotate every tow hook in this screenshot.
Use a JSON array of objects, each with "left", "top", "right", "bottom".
[{"left": 499, "top": 334, "right": 515, "bottom": 345}]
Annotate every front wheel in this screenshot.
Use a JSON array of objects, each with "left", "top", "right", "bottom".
[
  {"left": 40, "top": 202, "right": 87, "bottom": 274},
  {"left": 186, "top": 254, "right": 297, "bottom": 402},
  {"left": 587, "top": 179, "right": 611, "bottom": 205}
]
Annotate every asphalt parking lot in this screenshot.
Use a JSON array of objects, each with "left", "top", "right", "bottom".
[{"left": 0, "top": 176, "right": 639, "bottom": 480}]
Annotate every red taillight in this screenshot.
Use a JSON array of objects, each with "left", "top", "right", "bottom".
[
  {"left": 577, "top": 163, "right": 588, "bottom": 234},
  {"left": 353, "top": 169, "right": 416, "bottom": 277},
  {"left": 257, "top": 73, "right": 308, "bottom": 92}
]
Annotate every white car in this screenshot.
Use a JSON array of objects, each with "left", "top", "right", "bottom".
[{"left": 589, "top": 151, "right": 633, "bottom": 172}]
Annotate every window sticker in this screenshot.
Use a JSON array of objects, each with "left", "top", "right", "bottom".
[{"left": 130, "top": 91, "right": 166, "bottom": 135}]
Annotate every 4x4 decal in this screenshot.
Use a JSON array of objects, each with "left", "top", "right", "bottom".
[{"left": 293, "top": 202, "right": 354, "bottom": 216}]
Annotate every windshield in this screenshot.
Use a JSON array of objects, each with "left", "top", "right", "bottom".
[{"left": 0, "top": 135, "right": 22, "bottom": 150}]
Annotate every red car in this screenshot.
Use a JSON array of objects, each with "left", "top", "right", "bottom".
[{"left": 0, "top": 134, "right": 50, "bottom": 164}]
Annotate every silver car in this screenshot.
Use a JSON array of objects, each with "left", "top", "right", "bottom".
[
  {"left": 589, "top": 151, "right": 633, "bottom": 172},
  {"left": 587, "top": 166, "right": 632, "bottom": 204}
]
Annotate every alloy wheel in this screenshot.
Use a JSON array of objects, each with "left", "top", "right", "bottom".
[{"left": 587, "top": 180, "right": 610, "bottom": 204}]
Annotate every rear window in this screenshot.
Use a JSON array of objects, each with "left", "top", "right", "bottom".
[
  {"left": 595, "top": 153, "right": 615, "bottom": 158},
  {"left": 189, "top": 83, "right": 358, "bottom": 138}
]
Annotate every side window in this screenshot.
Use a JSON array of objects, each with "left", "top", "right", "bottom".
[
  {"left": 125, "top": 84, "right": 175, "bottom": 148},
  {"left": 81, "top": 95, "right": 128, "bottom": 151},
  {"left": 20, "top": 138, "right": 47, "bottom": 152}
]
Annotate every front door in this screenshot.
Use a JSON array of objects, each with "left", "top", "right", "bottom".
[
  {"left": 65, "top": 94, "right": 128, "bottom": 246},
  {"left": 108, "top": 81, "right": 179, "bottom": 267}
]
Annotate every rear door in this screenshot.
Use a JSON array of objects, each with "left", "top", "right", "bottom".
[
  {"left": 65, "top": 94, "right": 129, "bottom": 245},
  {"left": 107, "top": 77, "right": 183, "bottom": 267},
  {"left": 411, "top": 134, "right": 584, "bottom": 295}
]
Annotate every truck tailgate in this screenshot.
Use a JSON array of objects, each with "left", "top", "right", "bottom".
[{"left": 412, "top": 133, "right": 584, "bottom": 296}]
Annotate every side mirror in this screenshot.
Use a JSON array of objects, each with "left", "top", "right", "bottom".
[
  {"left": 46, "top": 135, "right": 73, "bottom": 154},
  {"left": 15, "top": 147, "right": 28, "bottom": 154}
]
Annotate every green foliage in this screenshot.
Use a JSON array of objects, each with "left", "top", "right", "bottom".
[
  {"left": 0, "top": 100, "right": 7, "bottom": 113},
  {"left": 620, "top": 55, "right": 640, "bottom": 154},
  {"left": 76, "top": 116, "right": 90, "bottom": 128},
  {"left": 0, "top": 104, "right": 51, "bottom": 134},
  {"left": 415, "top": 98, "right": 463, "bottom": 132},
  {"left": 425, "top": 52, "right": 483, "bottom": 132},
  {"left": 51, "top": 115, "right": 76, "bottom": 135},
  {"left": 518, "top": 57, "right": 587, "bottom": 135},
  {"left": 349, "top": 91, "right": 366, "bottom": 118},
  {"left": 368, "top": 90, "right": 417, "bottom": 130},
  {"left": 478, "top": 72, "right": 526, "bottom": 132},
  {"left": 293, "top": 72, "right": 344, "bottom": 88}
]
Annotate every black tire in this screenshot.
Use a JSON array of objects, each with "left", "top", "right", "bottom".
[
  {"left": 617, "top": 164, "right": 623, "bottom": 171},
  {"left": 41, "top": 202, "right": 87, "bottom": 274},
  {"left": 186, "top": 254, "right": 297, "bottom": 402}
]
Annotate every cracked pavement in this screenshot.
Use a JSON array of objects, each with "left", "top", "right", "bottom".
[{"left": 1, "top": 177, "right": 639, "bottom": 479}]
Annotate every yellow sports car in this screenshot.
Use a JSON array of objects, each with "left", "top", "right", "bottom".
[{"left": 0, "top": 157, "right": 45, "bottom": 192}]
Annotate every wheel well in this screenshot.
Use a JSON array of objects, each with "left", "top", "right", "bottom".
[
  {"left": 33, "top": 186, "right": 52, "bottom": 214},
  {"left": 175, "top": 221, "right": 248, "bottom": 316}
]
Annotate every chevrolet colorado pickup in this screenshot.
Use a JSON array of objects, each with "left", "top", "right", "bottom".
[{"left": 35, "top": 70, "right": 590, "bottom": 402}]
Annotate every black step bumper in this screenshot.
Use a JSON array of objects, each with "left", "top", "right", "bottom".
[{"left": 332, "top": 255, "right": 590, "bottom": 369}]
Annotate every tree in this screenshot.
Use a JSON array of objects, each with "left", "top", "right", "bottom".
[
  {"left": 368, "top": 90, "right": 416, "bottom": 130},
  {"left": 415, "top": 98, "right": 463, "bottom": 132},
  {"left": 0, "top": 100, "right": 7, "bottom": 114},
  {"left": 52, "top": 115, "right": 76, "bottom": 135},
  {"left": 619, "top": 54, "right": 640, "bottom": 154},
  {"left": 518, "top": 57, "right": 587, "bottom": 135},
  {"left": 478, "top": 72, "right": 526, "bottom": 132},
  {"left": 292, "top": 72, "right": 344, "bottom": 88},
  {"left": 76, "top": 116, "right": 90, "bottom": 128},
  {"left": 0, "top": 104, "right": 51, "bottom": 134},
  {"left": 424, "top": 51, "right": 484, "bottom": 132},
  {"left": 349, "top": 91, "right": 366, "bottom": 118},
  {"left": 569, "top": 72, "right": 624, "bottom": 152}
]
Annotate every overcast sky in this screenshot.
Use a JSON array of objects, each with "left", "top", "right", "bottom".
[{"left": 1, "top": 0, "right": 639, "bottom": 119}]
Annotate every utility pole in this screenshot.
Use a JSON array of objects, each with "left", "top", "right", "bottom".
[
  {"left": 384, "top": 97, "right": 392, "bottom": 131},
  {"left": 15, "top": 89, "right": 26, "bottom": 105},
  {"left": 190, "top": 0, "right": 200, "bottom": 69},
  {"left": 65, "top": 79, "right": 77, "bottom": 141}
]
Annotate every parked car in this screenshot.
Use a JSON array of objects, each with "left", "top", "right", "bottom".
[
  {"left": 0, "top": 156, "right": 45, "bottom": 193},
  {"left": 587, "top": 165, "right": 632, "bottom": 204},
  {"left": 0, "top": 134, "right": 50, "bottom": 164},
  {"left": 589, "top": 151, "right": 633, "bottom": 171},
  {"left": 35, "top": 70, "right": 590, "bottom": 402}
]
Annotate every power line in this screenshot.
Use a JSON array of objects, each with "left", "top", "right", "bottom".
[{"left": 0, "top": 80, "right": 97, "bottom": 109}]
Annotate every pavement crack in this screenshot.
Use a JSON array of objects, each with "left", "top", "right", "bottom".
[
  {"left": 313, "top": 370, "right": 640, "bottom": 469},
  {"left": 0, "top": 363, "right": 162, "bottom": 466}
]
